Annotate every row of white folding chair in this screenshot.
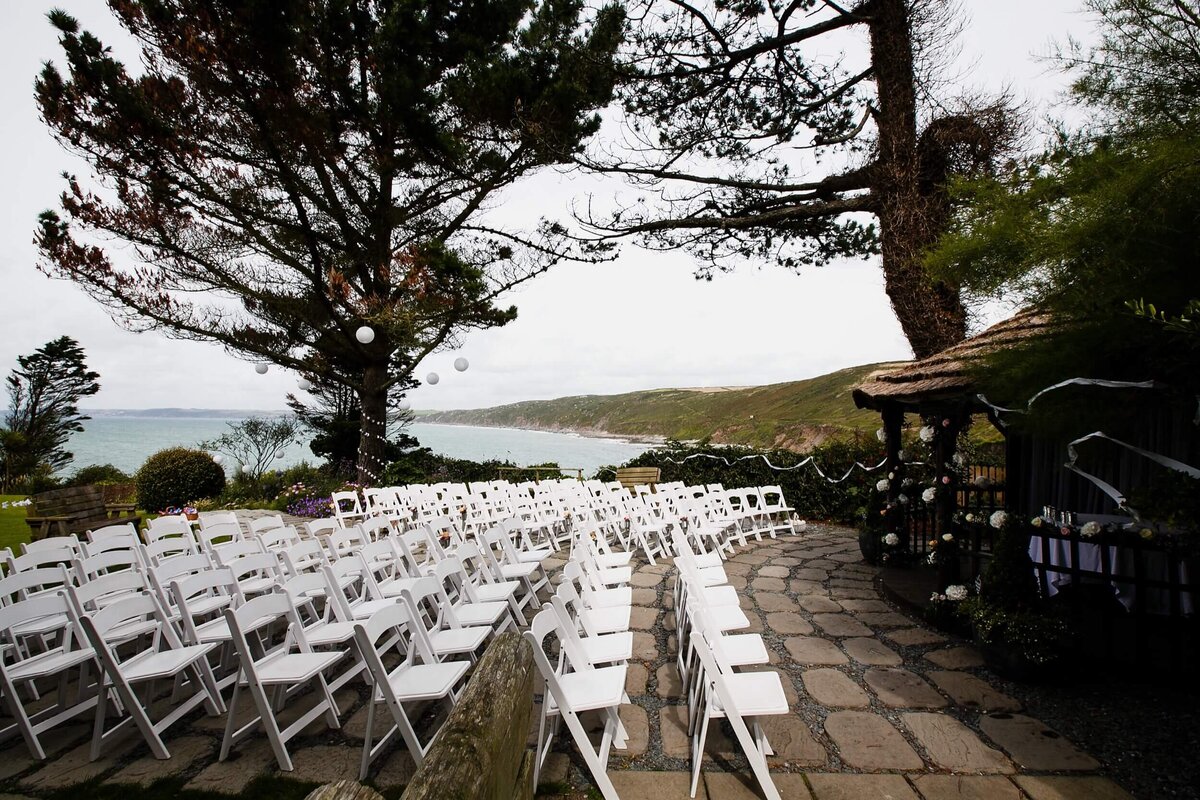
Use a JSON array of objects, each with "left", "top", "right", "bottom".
[{"left": 527, "top": 554, "right": 634, "bottom": 799}]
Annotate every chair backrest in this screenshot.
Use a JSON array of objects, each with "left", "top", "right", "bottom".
[
  {"left": 87, "top": 522, "right": 139, "bottom": 544},
  {"left": 331, "top": 490, "right": 364, "bottom": 527},
  {"left": 197, "top": 521, "right": 242, "bottom": 549},
  {"left": 81, "top": 591, "right": 183, "bottom": 652},
  {"left": 74, "top": 548, "right": 142, "bottom": 582},
  {"left": 360, "top": 515, "right": 392, "bottom": 542},
  {"left": 224, "top": 590, "right": 298, "bottom": 649},
  {"left": 305, "top": 517, "right": 340, "bottom": 539},
  {"left": 247, "top": 515, "right": 285, "bottom": 535},
  {"left": 170, "top": 567, "right": 243, "bottom": 638},
  {"left": 8, "top": 545, "right": 77, "bottom": 573},
  {"left": 199, "top": 511, "right": 239, "bottom": 529},
  {"left": 400, "top": 576, "right": 453, "bottom": 646},
  {"left": 226, "top": 551, "right": 282, "bottom": 585},
  {"left": 68, "top": 568, "right": 147, "bottom": 615},
  {"left": 280, "top": 539, "right": 327, "bottom": 576},
  {"left": 21, "top": 534, "right": 82, "bottom": 556},
  {"left": 257, "top": 525, "right": 301, "bottom": 551},
  {"left": 143, "top": 534, "right": 197, "bottom": 563},
  {"left": 324, "top": 525, "right": 366, "bottom": 560},
  {"left": 0, "top": 564, "right": 73, "bottom": 604},
  {"left": 0, "top": 591, "right": 83, "bottom": 654},
  {"left": 145, "top": 514, "right": 194, "bottom": 542},
  {"left": 82, "top": 529, "right": 142, "bottom": 557},
  {"left": 212, "top": 539, "right": 265, "bottom": 566},
  {"left": 353, "top": 600, "right": 431, "bottom": 669}
]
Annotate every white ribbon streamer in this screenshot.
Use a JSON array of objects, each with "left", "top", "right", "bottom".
[
  {"left": 1065, "top": 430, "right": 1200, "bottom": 513},
  {"left": 640, "top": 451, "right": 889, "bottom": 484},
  {"left": 978, "top": 378, "right": 1162, "bottom": 428}
]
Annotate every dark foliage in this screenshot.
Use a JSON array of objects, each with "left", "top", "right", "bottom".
[
  {"left": 66, "top": 463, "right": 130, "bottom": 486},
  {"left": 135, "top": 447, "right": 226, "bottom": 512}
]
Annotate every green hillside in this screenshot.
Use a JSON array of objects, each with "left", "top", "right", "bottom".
[{"left": 422, "top": 362, "right": 902, "bottom": 452}]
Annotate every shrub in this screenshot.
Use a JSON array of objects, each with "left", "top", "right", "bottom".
[
  {"left": 135, "top": 447, "right": 225, "bottom": 512},
  {"left": 67, "top": 463, "right": 130, "bottom": 487}
]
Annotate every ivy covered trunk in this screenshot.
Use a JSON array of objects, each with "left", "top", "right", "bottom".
[{"left": 357, "top": 363, "right": 390, "bottom": 485}]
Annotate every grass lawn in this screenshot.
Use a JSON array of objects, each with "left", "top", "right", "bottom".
[{"left": 0, "top": 494, "right": 31, "bottom": 554}]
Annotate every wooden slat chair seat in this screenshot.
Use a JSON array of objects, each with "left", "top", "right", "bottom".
[
  {"left": 24, "top": 486, "right": 143, "bottom": 542},
  {"left": 614, "top": 467, "right": 661, "bottom": 493}
]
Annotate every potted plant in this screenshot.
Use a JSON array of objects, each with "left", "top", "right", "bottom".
[{"left": 965, "top": 510, "right": 1070, "bottom": 680}]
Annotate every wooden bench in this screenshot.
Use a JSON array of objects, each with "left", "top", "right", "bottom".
[
  {"left": 615, "top": 466, "right": 661, "bottom": 492},
  {"left": 24, "top": 485, "right": 142, "bottom": 541}
]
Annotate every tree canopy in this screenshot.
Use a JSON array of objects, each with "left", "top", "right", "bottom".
[
  {"left": 925, "top": 0, "right": 1200, "bottom": 406},
  {"left": 34, "top": 0, "right": 624, "bottom": 481},
  {"left": 584, "top": 0, "right": 1018, "bottom": 358},
  {"left": 1, "top": 336, "right": 101, "bottom": 490}
]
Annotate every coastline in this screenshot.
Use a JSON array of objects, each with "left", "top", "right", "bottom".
[{"left": 412, "top": 419, "right": 667, "bottom": 447}]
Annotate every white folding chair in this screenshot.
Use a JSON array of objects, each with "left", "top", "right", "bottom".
[
  {"left": 20, "top": 534, "right": 82, "bottom": 556},
  {"left": 257, "top": 525, "right": 301, "bottom": 551},
  {"left": 77, "top": 592, "right": 224, "bottom": 760},
  {"left": 0, "top": 592, "right": 98, "bottom": 759},
  {"left": 331, "top": 490, "right": 366, "bottom": 528},
  {"left": 197, "top": 522, "right": 242, "bottom": 550},
  {"left": 401, "top": 577, "right": 489, "bottom": 663},
  {"left": 525, "top": 609, "right": 626, "bottom": 800},
  {"left": 247, "top": 515, "right": 286, "bottom": 536},
  {"left": 219, "top": 592, "right": 344, "bottom": 770},
  {"left": 280, "top": 539, "right": 328, "bottom": 577},
  {"left": 353, "top": 603, "right": 470, "bottom": 779},
  {"left": 144, "top": 514, "right": 194, "bottom": 544}
]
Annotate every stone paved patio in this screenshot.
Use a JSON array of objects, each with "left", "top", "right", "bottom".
[
  {"left": 0, "top": 524, "right": 1137, "bottom": 799},
  {"left": 538, "top": 524, "right": 1134, "bottom": 800}
]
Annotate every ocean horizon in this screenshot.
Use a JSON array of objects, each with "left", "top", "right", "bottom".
[{"left": 64, "top": 414, "right": 653, "bottom": 478}]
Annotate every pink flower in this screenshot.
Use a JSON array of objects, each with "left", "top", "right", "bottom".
[{"left": 941, "top": 476, "right": 951, "bottom": 484}]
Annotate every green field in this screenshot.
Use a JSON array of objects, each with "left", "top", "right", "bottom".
[
  {"left": 423, "top": 362, "right": 899, "bottom": 451},
  {"left": 0, "top": 495, "right": 31, "bottom": 554}
]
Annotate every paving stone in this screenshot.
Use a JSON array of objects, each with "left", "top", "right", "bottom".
[
  {"left": 655, "top": 663, "right": 683, "bottom": 699},
  {"left": 726, "top": 574, "right": 749, "bottom": 589},
  {"left": 538, "top": 752, "right": 571, "bottom": 788},
  {"left": 631, "top": 587, "right": 658, "bottom": 606},
  {"left": 724, "top": 561, "right": 755, "bottom": 576},
  {"left": 885, "top": 627, "right": 947, "bottom": 647},
  {"left": 827, "top": 587, "right": 878, "bottom": 600},
  {"left": 755, "top": 592, "right": 800, "bottom": 613},
  {"left": 773, "top": 557, "right": 803, "bottom": 567},
  {"left": 621, "top": 661, "right": 648, "bottom": 696},
  {"left": 108, "top": 736, "right": 217, "bottom": 786},
  {"left": 185, "top": 737, "right": 277, "bottom": 794},
  {"left": 633, "top": 631, "right": 658, "bottom": 660},
  {"left": 927, "top": 671, "right": 1020, "bottom": 713},
  {"left": 374, "top": 749, "right": 416, "bottom": 789},
  {"left": 663, "top": 591, "right": 675, "bottom": 610},
  {"left": 745, "top": 611, "right": 766, "bottom": 633},
  {"left": 630, "top": 605, "right": 659, "bottom": 630},
  {"left": 1013, "top": 776, "right": 1133, "bottom": 800},
  {"left": 811, "top": 614, "right": 873, "bottom": 638},
  {"left": 0, "top": 752, "right": 36, "bottom": 783},
  {"left": 784, "top": 636, "right": 849, "bottom": 665},
  {"left": 807, "top": 774, "right": 919, "bottom": 800},
  {"left": 740, "top": 593, "right": 757, "bottom": 610},
  {"left": 823, "top": 711, "right": 924, "bottom": 770},
  {"left": 924, "top": 646, "right": 984, "bottom": 669},
  {"left": 761, "top": 715, "right": 827, "bottom": 766},
  {"left": 978, "top": 714, "right": 1098, "bottom": 771},
  {"left": 643, "top": 562, "right": 673, "bottom": 574},
  {"left": 842, "top": 637, "right": 903, "bottom": 666},
  {"left": 705, "top": 771, "right": 814, "bottom": 799},
  {"left": 856, "top": 612, "right": 914, "bottom": 628},
  {"left": 631, "top": 572, "right": 663, "bottom": 588},
  {"left": 610, "top": 770, "right": 708, "bottom": 799},
  {"left": 808, "top": 560, "right": 840, "bottom": 569},
  {"left": 765, "top": 612, "right": 814, "bottom": 635},
  {"left": 789, "top": 580, "right": 825, "bottom": 595},
  {"left": 903, "top": 712, "right": 1013, "bottom": 773},
  {"left": 618, "top": 703, "right": 649, "bottom": 756},
  {"left": 864, "top": 668, "right": 948, "bottom": 708},
  {"left": 801, "top": 668, "right": 870, "bottom": 708},
  {"left": 911, "top": 775, "right": 1022, "bottom": 800},
  {"left": 658, "top": 705, "right": 733, "bottom": 760},
  {"left": 795, "top": 568, "right": 829, "bottom": 581},
  {"left": 829, "top": 552, "right": 861, "bottom": 563},
  {"left": 23, "top": 737, "right": 128, "bottom": 789},
  {"left": 837, "top": 599, "right": 891, "bottom": 613},
  {"left": 289, "top": 744, "right": 361, "bottom": 784},
  {"left": 752, "top": 577, "right": 788, "bottom": 591},
  {"left": 732, "top": 552, "right": 771, "bottom": 565},
  {"left": 797, "top": 595, "right": 843, "bottom": 613},
  {"left": 667, "top": 634, "right": 677, "bottom": 655},
  {"left": 759, "top": 565, "right": 791, "bottom": 578}
]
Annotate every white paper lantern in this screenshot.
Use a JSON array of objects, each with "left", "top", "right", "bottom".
[
  {"left": 275, "top": 451, "right": 285, "bottom": 460},
  {"left": 254, "top": 363, "right": 269, "bottom": 375},
  {"left": 356, "top": 325, "right": 375, "bottom": 344},
  {"left": 298, "top": 378, "right": 312, "bottom": 391},
  {"left": 398, "top": 399, "right": 412, "bottom": 411},
  {"left": 212, "top": 454, "right": 223, "bottom": 465},
  {"left": 453, "top": 357, "right": 469, "bottom": 372},
  {"left": 426, "top": 372, "right": 440, "bottom": 385}
]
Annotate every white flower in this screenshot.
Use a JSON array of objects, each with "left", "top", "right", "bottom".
[
  {"left": 897, "top": 494, "right": 909, "bottom": 505},
  {"left": 945, "top": 585, "right": 969, "bottom": 601},
  {"left": 919, "top": 425, "right": 936, "bottom": 443},
  {"left": 875, "top": 479, "right": 890, "bottom": 492},
  {"left": 1139, "top": 528, "right": 1154, "bottom": 540},
  {"left": 876, "top": 427, "right": 887, "bottom": 443},
  {"left": 965, "top": 513, "right": 975, "bottom": 523},
  {"left": 888, "top": 471, "right": 895, "bottom": 480},
  {"left": 1080, "top": 521, "right": 1102, "bottom": 538},
  {"left": 922, "top": 487, "right": 937, "bottom": 503},
  {"left": 898, "top": 449, "right": 909, "bottom": 462},
  {"left": 883, "top": 533, "right": 900, "bottom": 546},
  {"left": 989, "top": 510, "right": 1009, "bottom": 529},
  {"left": 974, "top": 475, "right": 991, "bottom": 489},
  {"left": 930, "top": 592, "right": 942, "bottom": 602},
  {"left": 952, "top": 453, "right": 966, "bottom": 467},
  {"left": 1031, "top": 516, "right": 1043, "bottom": 528},
  {"left": 942, "top": 533, "right": 954, "bottom": 542},
  {"left": 901, "top": 478, "right": 914, "bottom": 488}
]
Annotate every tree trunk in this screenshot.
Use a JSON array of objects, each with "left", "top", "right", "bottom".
[
  {"left": 868, "top": 0, "right": 967, "bottom": 359},
  {"left": 357, "top": 364, "right": 389, "bottom": 485}
]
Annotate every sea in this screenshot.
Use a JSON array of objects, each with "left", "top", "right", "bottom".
[{"left": 63, "top": 416, "right": 653, "bottom": 478}]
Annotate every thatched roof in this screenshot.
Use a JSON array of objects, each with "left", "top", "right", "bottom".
[{"left": 853, "top": 310, "right": 1057, "bottom": 411}]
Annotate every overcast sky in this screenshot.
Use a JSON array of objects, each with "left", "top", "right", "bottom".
[{"left": 0, "top": 0, "right": 1091, "bottom": 411}]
